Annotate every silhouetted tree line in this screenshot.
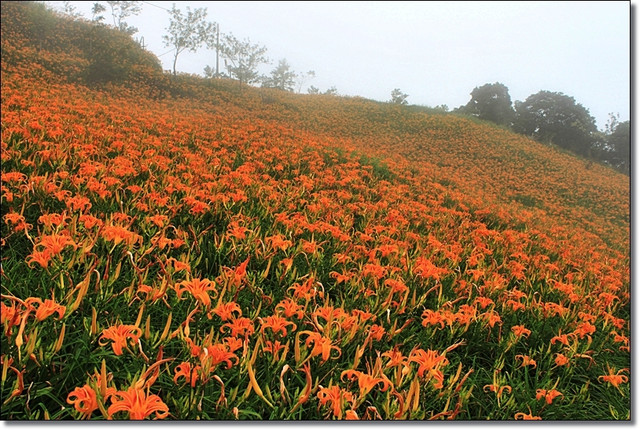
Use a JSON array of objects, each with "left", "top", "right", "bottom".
[{"left": 455, "top": 83, "right": 630, "bottom": 175}]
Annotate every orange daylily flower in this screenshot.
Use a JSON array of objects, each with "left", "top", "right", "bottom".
[
  {"left": 36, "top": 232, "right": 77, "bottom": 255},
  {"left": 266, "top": 234, "right": 292, "bottom": 252},
  {"left": 330, "top": 271, "right": 353, "bottom": 284},
  {"left": 225, "top": 256, "right": 250, "bottom": 288},
  {"left": 221, "top": 317, "right": 254, "bottom": 338},
  {"left": 288, "top": 277, "right": 321, "bottom": 301},
  {"left": 341, "top": 369, "right": 391, "bottom": 398},
  {"left": 574, "top": 321, "right": 596, "bottom": 339},
  {"left": 483, "top": 383, "right": 512, "bottom": 399},
  {"left": 111, "top": 212, "right": 131, "bottom": 223},
  {"left": 611, "top": 331, "right": 630, "bottom": 352},
  {"left": 536, "top": 388, "right": 563, "bottom": 404},
  {"left": 382, "top": 347, "right": 409, "bottom": 369},
  {"left": 550, "top": 331, "right": 574, "bottom": 346},
  {"left": 26, "top": 250, "right": 53, "bottom": 268},
  {"left": 483, "top": 310, "right": 502, "bottom": 328},
  {"left": 226, "top": 221, "right": 250, "bottom": 240},
  {"left": 511, "top": 324, "right": 531, "bottom": 338},
  {"left": 515, "top": 354, "right": 537, "bottom": 369},
  {"left": 1, "top": 301, "right": 22, "bottom": 336},
  {"left": 383, "top": 278, "right": 408, "bottom": 295},
  {"left": 107, "top": 387, "right": 169, "bottom": 420},
  {"left": 514, "top": 411, "right": 542, "bottom": 420},
  {"left": 174, "top": 278, "right": 216, "bottom": 307},
  {"left": 263, "top": 339, "right": 286, "bottom": 356},
  {"left": 276, "top": 298, "right": 305, "bottom": 319},
  {"left": 260, "top": 315, "right": 297, "bottom": 337},
  {"left": 504, "top": 299, "right": 525, "bottom": 312},
  {"left": 421, "top": 309, "right": 445, "bottom": 329},
  {"left": 167, "top": 258, "right": 191, "bottom": 273},
  {"left": 2, "top": 171, "right": 26, "bottom": 183},
  {"left": 211, "top": 301, "right": 242, "bottom": 321},
  {"left": 474, "top": 296, "right": 494, "bottom": 309},
  {"left": 409, "top": 348, "right": 449, "bottom": 378},
  {"left": 362, "top": 263, "right": 386, "bottom": 280},
  {"left": 101, "top": 225, "right": 140, "bottom": 247},
  {"left": 301, "top": 239, "right": 322, "bottom": 255},
  {"left": 279, "top": 257, "right": 294, "bottom": 273},
  {"left": 137, "top": 284, "right": 167, "bottom": 303},
  {"left": 554, "top": 353, "right": 569, "bottom": 367},
  {"left": 202, "top": 343, "right": 239, "bottom": 371},
  {"left": 79, "top": 214, "right": 103, "bottom": 229},
  {"left": 145, "top": 214, "right": 168, "bottom": 228},
  {"left": 344, "top": 410, "right": 359, "bottom": 420},
  {"left": 185, "top": 337, "right": 202, "bottom": 357},
  {"left": 369, "top": 324, "right": 386, "bottom": 341},
  {"left": 317, "top": 383, "right": 355, "bottom": 419},
  {"left": 313, "top": 304, "right": 347, "bottom": 325},
  {"left": 99, "top": 324, "right": 142, "bottom": 356},
  {"left": 4, "top": 212, "right": 25, "bottom": 226},
  {"left": 409, "top": 348, "right": 449, "bottom": 389},
  {"left": 66, "top": 384, "right": 99, "bottom": 419},
  {"left": 598, "top": 366, "right": 629, "bottom": 389},
  {"left": 173, "top": 362, "right": 200, "bottom": 387},
  {"left": 413, "top": 257, "right": 448, "bottom": 280},
  {"left": 302, "top": 331, "right": 341, "bottom": 362},
  {"left": 223, "top": 336, "right": 243, "bottom": 353},
  {"left": 25, "top": 297, "right": 66, "bottom": 321}
]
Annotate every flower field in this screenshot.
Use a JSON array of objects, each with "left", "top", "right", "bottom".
[{"left": 0, "top": 2, "right": 630, "bottom": 420}]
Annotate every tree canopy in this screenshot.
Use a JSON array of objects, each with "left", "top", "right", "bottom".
[
  {"left": 262, "top": 59, "right": 297, "bottom": 91},
  {"left": 513, "top": 90, "right": 598, "bottom": 157},
  {"left": 163, "top": 4, "right": 217, "bottom": 75},
  {"left": 220, "top": 33, "right": 268, "bottom": 86},
  {"left": 605, "top": 119, "right": 630, "bottom": 174},
  {"left": 390, "top": 88, "right": 409, "bottom": 105},
  {"left": 460, "top": 82, "right": 514, "bottom": 127}
]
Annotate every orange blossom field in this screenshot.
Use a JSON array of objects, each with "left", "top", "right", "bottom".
[{"left": 0, "top": 1, "right": 630, "bottom": 421}]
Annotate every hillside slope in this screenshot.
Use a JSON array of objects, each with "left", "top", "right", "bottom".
[{"left": 0, "top": 2, "right": 630, "bottom": 421}]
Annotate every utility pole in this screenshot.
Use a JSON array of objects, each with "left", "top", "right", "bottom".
[{"left": 215, "top": 25, "right": 220, "bottom": 77}]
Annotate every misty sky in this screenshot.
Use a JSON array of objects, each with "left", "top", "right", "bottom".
[{"left": 48, "top": 1, "right": 630, "bottom": 130}]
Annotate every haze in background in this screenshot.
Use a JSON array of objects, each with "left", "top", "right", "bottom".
[{"left": 47, "top": 1, "right": 630, "bottom": 130}]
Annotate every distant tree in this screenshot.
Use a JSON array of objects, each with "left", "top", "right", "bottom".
[
  {"left": 262, "top": 58, "right": 297, "bottom": 91},
  {"left": 104, "top": 1, "right": 141, "bottom": 35},
  {"left": 220, "top": 33, "right": 268, "bottom": 86},
  {"left": 60, "top": 1, "right": 82, "bottom": 18},
  {"left": 390, "top": 88, "right": 408, "bottom": 105},
  {"left": 590, "top": 114, "right": 630, "bottom": 174},
  {"left": 91, "top": 2, "right": 106, "bottom": 23},
  {"left": 461, "top": 82, "right": 514, "bottom": 126},
  {"left": 606, "top": 118, "right": 630, "bottom": 174},
  {"left": 261, "top": 60, "right": 314, "bottom": 93},
  {"left": 308, "top": 85, "right": 338, "bottom": 95},
  {"left": 203, "top": 65, "right": 216, "bottom": 79},
  {"left": 513, "top": 90, "right": 597, "bottom": 157},
  {"left": 604, "top": 112, "right": 620, "bottom": 135},
  {"left": 296, "top": 70, "right": 315, "bottom": 93},
  {"left": 163, "top": 4, "right": 217, "bottom": 75}
]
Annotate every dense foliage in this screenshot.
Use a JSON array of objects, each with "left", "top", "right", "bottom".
[
  {"left": 1, "top": 1, "right": 630, "bottom": 421},
  {"left": 458, "top": 82, "right": 514, "bottom": 127},
  {"left": 513, "top": 91, "right": 599, "bottom": 158}
]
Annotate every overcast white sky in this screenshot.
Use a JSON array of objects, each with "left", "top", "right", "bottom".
[{"left": 48, "top": 1, "right": 630, "bottom": 129}]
